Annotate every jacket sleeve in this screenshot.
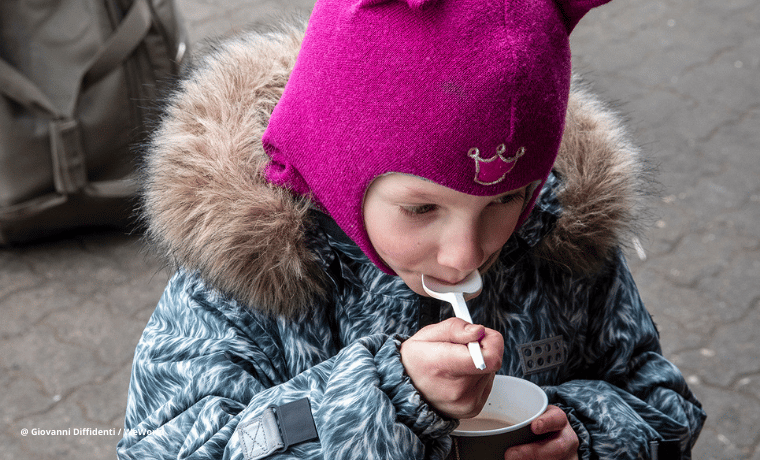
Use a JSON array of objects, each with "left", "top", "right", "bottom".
[
  {"left": 543, "top": 251, "right": 707, "bottom": 460},
  {"left": 117, "top": 270, "right": 456, "bottom": 460}
]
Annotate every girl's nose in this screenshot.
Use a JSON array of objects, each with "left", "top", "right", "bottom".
[{"left": 437, "top": 222, "right": 486, "bottom": 274}]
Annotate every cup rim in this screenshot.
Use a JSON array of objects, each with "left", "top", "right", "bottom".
[{"left": 451, "top": 375, "right": 548, "bottom": 437}]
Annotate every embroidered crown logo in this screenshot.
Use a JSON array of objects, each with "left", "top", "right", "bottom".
[{"left": 468, "top": 144, "right": 526, "bottom": 185}]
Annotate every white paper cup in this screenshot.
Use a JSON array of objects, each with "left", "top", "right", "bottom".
[{"left": 447, "top": 375, "right": 548, "bottom": 460}]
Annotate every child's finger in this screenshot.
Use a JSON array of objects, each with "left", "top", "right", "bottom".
[
  {"left": 531, "top": 405, "right": 569, "bottom": 435},
  {"left": 402, "top": 335, "right": 481, "bottom": 373},
  {"left": 413, "top": 317, "right": 485, "bottom": 344},
  {"left": 406, "top": 318, "right": 503, "bottom": 373}
]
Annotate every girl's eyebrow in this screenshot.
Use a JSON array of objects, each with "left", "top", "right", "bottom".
[
  {"left": 392, "top": 185, "right": 526, "bottom": 202},
  {"left": 399, "top": 189, "right": 437, "bottom": 201},
  {"left": 390, "top": 183, "right": 440, "bottom": 201}
]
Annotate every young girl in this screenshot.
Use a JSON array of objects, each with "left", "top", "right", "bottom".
[{"left": 119, "top": 0, "right": 706, "bottom": 459}]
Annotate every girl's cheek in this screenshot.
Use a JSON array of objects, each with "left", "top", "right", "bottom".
[{"left": 380, "top": 241, "right": 425, "bottom": 266}]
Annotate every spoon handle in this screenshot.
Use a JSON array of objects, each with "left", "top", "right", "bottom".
[
  {"left": 453, "top": 294, "right": 486, "bottom": 370},
  {"left": 451, "top": 293, "right": 474, "bottom": 322},
  {"left": 467, "top": 342, "right": 486, "bottom": 370}
]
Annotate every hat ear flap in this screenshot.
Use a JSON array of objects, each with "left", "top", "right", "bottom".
[{"left": 553, "top": 0, "right": 612, "bottom": 32}]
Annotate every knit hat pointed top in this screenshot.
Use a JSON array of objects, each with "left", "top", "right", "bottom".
[{"left": 264, "top": 0, "right": 610, "bottom": 274}]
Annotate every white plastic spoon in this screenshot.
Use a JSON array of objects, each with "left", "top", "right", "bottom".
[{"left": 421, "top": 271, "right": 486, "bottom": 370}]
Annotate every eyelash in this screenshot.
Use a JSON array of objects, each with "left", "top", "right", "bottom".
[
  {"left": 400, "top": 204, "right": 437, "bottom": 216},
  {"left": 400, "top": 191, "right": 525, "bottom": 216},
  {"left": 494, "top": 191, "right": 525, "bottom": 205}
]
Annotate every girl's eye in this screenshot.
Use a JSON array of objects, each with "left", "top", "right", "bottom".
[
  {"left": 493, "top": 191, "right": 526, "bottom": 206},
  {"left": 400, "top": 204, "right": 437, "bottom": 216}
]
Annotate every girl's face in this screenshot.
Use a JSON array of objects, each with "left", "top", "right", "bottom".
[{"left": 363, "top": 173, "right": 527, "bottom": 297}]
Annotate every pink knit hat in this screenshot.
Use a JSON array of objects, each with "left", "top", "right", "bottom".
[{"left": 264, "top": 0, "right": 610, "bottom": 274}]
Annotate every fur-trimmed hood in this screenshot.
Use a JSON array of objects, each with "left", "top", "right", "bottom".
[{"left": 141, "top": 17, "right": 652, "bottom": 317}]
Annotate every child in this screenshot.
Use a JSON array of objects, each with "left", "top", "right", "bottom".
[{"left": 119, "top": 0, "right": 706, "bottom": 458}]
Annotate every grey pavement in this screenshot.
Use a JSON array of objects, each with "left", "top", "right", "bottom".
[{"left": 1, "top": 0, "right": 757, "bottom": 458}]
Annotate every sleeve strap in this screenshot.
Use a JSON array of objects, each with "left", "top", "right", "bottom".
[{"left": 237, "top": 398, "right": 319, "bottom": 460}]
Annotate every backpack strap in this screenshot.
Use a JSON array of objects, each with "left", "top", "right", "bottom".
[
  {"left": 0, "top": 0, "right": 153, "bottom": 214},
  {"left": 0, "top": 59, "right": 62, "bottom": 119},
  {"left": 78, "top": 0, "right": 154, "bottom": 198},
  {"left": 0, "top": 0, "right": 154, "bottom": 114},
  {"left": 82, "top": 0, "right": 153, "bottom": 89}
]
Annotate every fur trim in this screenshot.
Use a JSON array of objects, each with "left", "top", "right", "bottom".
[
  {"left": 538, "top": 76, "right": 655, "bottom": 274},
  {"left": 141, "top": 18, "right": 652, "bottom": 316},
  {"left": 141, "top": 18, "right": 326, "bottom": 318}
]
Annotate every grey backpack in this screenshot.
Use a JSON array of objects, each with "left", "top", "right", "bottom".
[{"left": 0, "top": 0, "right": 188, "bottom": 244}]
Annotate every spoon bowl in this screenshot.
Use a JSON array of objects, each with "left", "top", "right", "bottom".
[
  {"left": 422, "top": 271, "right": 486, "bottom": 370},
  {"left": 422, "top": 271, "right": 483, "bottom": 312}
]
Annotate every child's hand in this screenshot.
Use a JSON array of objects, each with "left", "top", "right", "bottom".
[
  {"left": 399, "top": 317, "right": 504, "bottom": 419},
  {"left": 503, "top": 405, "right": 579, "bottom": 460}
]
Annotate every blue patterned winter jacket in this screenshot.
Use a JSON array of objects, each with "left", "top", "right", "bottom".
[{"left": 118, "top": 19, "right": 706, "bottom": 460}]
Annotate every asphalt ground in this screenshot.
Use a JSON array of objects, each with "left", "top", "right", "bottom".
[{"left": 1, "top": 0, "right": 758, "bottom": 458}]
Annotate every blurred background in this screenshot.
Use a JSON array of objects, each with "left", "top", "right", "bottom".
[{"left": 1, "top": 0, "right": 758, "bottom": 458}]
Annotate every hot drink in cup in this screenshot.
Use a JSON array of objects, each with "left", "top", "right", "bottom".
[{"left": 447, "top": 375, "right": 548, "bottom": 460}]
